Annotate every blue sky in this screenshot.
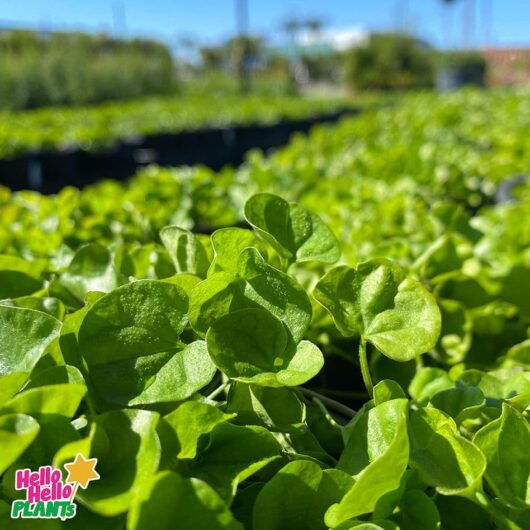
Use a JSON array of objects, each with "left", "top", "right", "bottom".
[{"left": 0, "top": 0, "right": 527, "bottom": 49}]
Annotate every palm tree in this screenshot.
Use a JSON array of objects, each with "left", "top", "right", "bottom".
[
  {"left": 306, "top": 18, "right": 324, "bottom": 37},
  {"left": 282, "top": 17, "right": 302, "bottom": 45}
]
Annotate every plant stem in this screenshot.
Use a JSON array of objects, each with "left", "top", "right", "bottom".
[
  {"left": 474, "top": 491, "right": 522, "bottom": 530},
  {"left": 207, "top": 380, "right": 231, "bottom": 400},
  {"left": 280, "top": 256, "right": 294, "bottom": 273},
  {"left": 85, "top": 393, "right": 98, "bottom": 419},
  {"left": 359, "top": 339, "right": 374, "bottom": 398},
  {"left": 297, "top": 387, "right": 356, "bottom": 419}
]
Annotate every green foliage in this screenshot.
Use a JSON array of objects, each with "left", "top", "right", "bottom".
[
  {"left": 0, "top": 92, "right": 350, "bottom": 158},
  {"left": 2, "top": 86, "right": 530, "bottom": 530},
  {"left": 0, "top": 30, "right": 175, "bottom": 110},
  {"left": 344, "top": 33, "right": 434, "bottom": 90},
  {"left": 314, "top": 260, "right": 441, "bottom": 361},
  {"left": 244, "top": 193, "right": 341, "bottom": 265},
  {"left": 437, "top": 52, "right": 487, "bottom": 73}
]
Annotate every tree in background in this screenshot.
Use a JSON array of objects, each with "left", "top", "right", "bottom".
[{"left": 344, "top": 33, "right": 434, "bottom": 91}]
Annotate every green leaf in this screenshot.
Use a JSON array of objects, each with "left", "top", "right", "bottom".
[
  {"left": 76, "top": 409, "right": 160, "bottom": 516},
  {"left": 430, "top": 385, "right": 485, "bottom": 423},
  {"left": 162, "top": 273, "right": 202, "bottom": 296},
  {"left": 125, "top": 243, "right": 175, "bottom": 280},
  {"left": 507, "top": 339, "right": 530, "bottom": 366},
  {"left": 0, "top": 306, "right": 61, "bottom": 376},
  {"left": 160, "top": 226, "right": 210, "bottom": 277},
  {"left": 87, "top": 340, "right": 216, "bottom": 407},
  {"left": 14, "top": 415, "right": 79, "bottom": 471},
  {"left": 0, "top": 255, "right": 44, "bottom": 299},
  {"left": 0, "top": 373, "right": 29, "bottom": 406},
  {"left": 128, "top": 471, "right": 243, "bottom": 530},
  {"left": 252, "top": 460, "right": 353, "bottom": 530},
  {"left": 409, "top": 407, "right": 486, "bottom": 496},
  {"left": 209, "top": 228, "right": 256, "bottom": 275},
  {"left": 0, "top": 365, "right": 87, "bottom": 418},
  {"left": 190, "top": 248, "right": 312, "bottom": 343},
  {"left": 25, "top": 364, "right": 85, "bottom": 388},
  {"left": 190, "top": 422, "right": 280, "bottom": 503},
  {"left": 473, "top": 403, "right": 530, "bottom": 509},
  {"left": 188, "top": 272, "right": 246, "bottom": 336},
  {"left": 327, "top": 399, "right": 409, "bottom": 526},
  {"left": 159, "top": 401, "right": 235, "bottom": 460},
  {"left": 244, "top": 193, "right": 340, "bottom": 264},
  {"left": 0, "top": 296, "right": 65, "bottom": 320},
  {"left": 457, "top": 370, "right": 504, "bottom": 400},
  {"left": 0, "top": 414, "right": 40, "bottom": 474},
  {"left": 79, "top": 279, "right": 188, "bottom": 365},
  {"left": 391, "top": 489, "right": 440, "bottom": 530},
  {"left": 206, "top": 308, "right": 324, "bottom": 387},
  {"left": 78, "top": 280, "right": 207, "bottom": 406},
  {"left": 314, "top": 259, "right": 441, "bottom": 361},
  {"left": 408, "top": 367, "right": 454, "bottom": 404},
  {"left": 59, "top": 243, "right": 126, "bottom": 304},
  {"left": 238, "top": 248, "right": 312, "bottom": 343},
  {"left": 226, "top": 383, "right": 305, "bottom": 433},
  {"left": 373, "top": 380, "right": 406, "bottom": 405}
]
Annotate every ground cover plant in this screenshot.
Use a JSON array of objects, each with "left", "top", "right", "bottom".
[
  {"left": 0, "top": 92, "right": 349, "bottom": 159},
  {"left": 1, "top": 191, "right": 530, "bottom": 529},
  {"left": 1, "top": 88, "right": 530, "bottom": 528}
]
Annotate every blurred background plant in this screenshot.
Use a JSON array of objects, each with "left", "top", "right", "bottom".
[
  {"left": 0, "top": 30, "right": 176, "bottom": 109},
  {"left": 343, "top": 33, "right": 434, "bottom": 91}
]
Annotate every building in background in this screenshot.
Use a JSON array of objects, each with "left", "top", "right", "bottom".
[
  {"left": 481, "top": 48, "right": 530, "bottom": 86},
  {"left": 296, "top": 26, "right": 370, "bottom": 52}
]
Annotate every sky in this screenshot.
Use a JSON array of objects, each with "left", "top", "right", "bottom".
[{"left": 0, "top": 0, "right": 528, "bottom": 50}]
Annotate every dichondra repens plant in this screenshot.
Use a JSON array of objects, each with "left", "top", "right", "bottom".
[{"left": 0, "top": 192, "right": 530, "bottom": 530}]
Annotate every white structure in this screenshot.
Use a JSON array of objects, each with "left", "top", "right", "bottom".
[{"left": 296, "top": 27, "right": 369, "bottom": 52}]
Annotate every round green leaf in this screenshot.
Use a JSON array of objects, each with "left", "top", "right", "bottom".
[
  {"left": 244, "top": 193, "right": 340, "bottom": 264},
  {"left": 0, "top": 255, "right": 44, "bottom": 299},
  {"left": 77, "top": 409, "right": 160, "bottom": 516},
  {"left": 128, "top": 471, "right": 243, "bottom": 530},
  {"left": 79, "top": 280, "right": 188, "bottom": 366},
  {"left": 159, "top": 401, "right": 235, "bottom": 461},
  {"left": 409, "top": 407, "right": 486, "bottom": 496},
  {"left": 253, "top": 460, "right": 353, "bottom": 530},
  {"left": 210, "top": 227, "right": 256, "bottom": 275},
  {"left": 78, "top": 280, "right": 197, "bottom": 406},
  {"left": 59, "top": 243, "right": 126, "bottom": 303},
  {"left": 238, "top": 248, "right": 312, "bottom": 343},
  {"left": 0, "top": 306, "right": 61, "bottom": 376},
  {"left": 190, "top": 422, "right": 280, "bottom": 503},
  {"left": 190, "top": 248, "right": 312, "bottom": 343},
  {"left": 329, "top": 399, "right": 410, "bottom": 526},
  {"left": 314, "top": 259, "right": 441, "bottom": 361},
  {"left": 206, "top": 308, "right": 324, "bottom": 387},
  {"left": 474, "top": 403, "right": 530, "bottom": 509},
  {"left": 189, "top": 272, "right": 246, "bottom": 336},
  {"left": 160, "top": 226, "right": 210, "bottom": 277},
  {"left": 89, "top": 341, "right": 216, "bottom": 407},
  {"left": 0, "top": 414, "right": 40, "bottom": 475}
]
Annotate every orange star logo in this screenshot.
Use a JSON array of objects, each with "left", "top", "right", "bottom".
[{"left": 64, "top": 454, "right": 100, "bottom": 490}]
